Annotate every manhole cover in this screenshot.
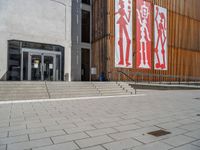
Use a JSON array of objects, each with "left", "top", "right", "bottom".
[
  {"left": 194, "top": 98, "right": 200, "bottom": 100},
  {"left": 197, "top": 114, "right": 200, "bottom": 116},
  {"left": 147, "top": 130, "right": 171, "bottom": 137}
]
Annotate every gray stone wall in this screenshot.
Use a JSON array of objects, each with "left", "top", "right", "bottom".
[
  {"left": 71, "top": 0, "right": 82, "bottom": 81},
  {"left": 0, "top": 0, "right": 72, "bottom": 80}
]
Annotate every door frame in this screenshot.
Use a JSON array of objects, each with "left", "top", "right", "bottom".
[
  {"left": 81, "top": 48, "right": 91, "bottom": 81},
  {"left": 21, "top": 48, "right": 61, "bottom": 81}
]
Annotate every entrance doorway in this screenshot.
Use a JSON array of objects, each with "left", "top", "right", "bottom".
[
  {"left": 81, "top": 49, "right": 90, "bottom": 81},
  {"left": 21, "top": 48, "right": 62, "bottom": 81}
]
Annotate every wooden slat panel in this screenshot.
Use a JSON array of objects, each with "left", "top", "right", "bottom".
[{"left": 92, "top": 0, "right": 200, "bottom": 81}]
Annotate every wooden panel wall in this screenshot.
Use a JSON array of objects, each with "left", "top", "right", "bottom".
[{"left": 92, "top": 0, "right": 200, "bottom": 81}]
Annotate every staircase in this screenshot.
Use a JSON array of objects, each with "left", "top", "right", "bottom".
[
  {"left": 0, "top": 82, "right": 134, "bottom": 101},
  {"left": 0, "top": 82, "right": 49, "bottom": 101},
  {"left": 46, "top": 82, "right": 101, "bottom": 98}
]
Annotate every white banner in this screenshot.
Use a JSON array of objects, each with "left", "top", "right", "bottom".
[
  {"left": 115, "top": 0, "right": 133, "bottom": 68},
  {"left": 154, "top": 5, "right": 168, "bottom": 70}
]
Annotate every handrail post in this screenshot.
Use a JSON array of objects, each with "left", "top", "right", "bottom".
[{"left": 142, "top": 73, "right": 144, "bottom": 83}]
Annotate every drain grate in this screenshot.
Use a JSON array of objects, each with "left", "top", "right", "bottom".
[
  {"left": 197, "top": 114, "right": 200, "bottom": 116},
  {"left": 194, "top": 98, "right": 200, "bottom": 100},
  {"left": 148, "top": 130, "right": 171, "bottom": 137}
]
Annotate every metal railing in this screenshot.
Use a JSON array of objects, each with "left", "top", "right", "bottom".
[{"left": 108, "top": 71, "right": 200, "bottom": 87}]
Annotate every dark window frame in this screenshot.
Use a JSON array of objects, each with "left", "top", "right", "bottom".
[{"left": 7, "top": 40, "right": 65, "bottom": 81}]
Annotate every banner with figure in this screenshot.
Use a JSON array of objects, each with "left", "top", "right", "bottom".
[
  {"left": 154, "top": 5, "right": 168, "bottom": 70},
  {"left": 115, "top": 0, "right": 133, "bottom": 68},
  {"left": 136, "top": 0, "right": 152, "bottom": 69}
]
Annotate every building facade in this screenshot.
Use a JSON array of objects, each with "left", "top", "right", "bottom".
[
  {"left": 1, "top": 0, "right": 200, "bottom": 82},
  {"left": 92, "top": 0, "right": 200, "bottom": 81},
  {"left": 0, "top": 0, "right": 91, "bottom": 81}
]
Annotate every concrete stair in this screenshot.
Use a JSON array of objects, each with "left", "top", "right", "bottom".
[
  {"left": 46, "top": 82, "right": 101, "bottom": 98},
  {"left": 93, "top": 82, "right": 133, "bottom": 96},
  {"left": 0, "top": 82, "right": 49, "bottom": 101},
  {"left": 0, "top": 81, "right": 134, "bottom": 101}
]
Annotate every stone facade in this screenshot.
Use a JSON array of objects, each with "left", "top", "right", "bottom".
[{"left": 0, "top": 0, "right": 72, "bottom": 80}]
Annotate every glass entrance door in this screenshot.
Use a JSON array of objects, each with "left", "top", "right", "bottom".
[
  {"left": 30, "top": 54, "right": 42, "bottom": 81},
  {"left": 27, "top": 53, "right": 57, "bottom": 81},
  {"left": 21, "top": 48, "right": 62, "bottom": 81},
  {"left": 43, "top": 55, "right": 55, "bottom": 81}
]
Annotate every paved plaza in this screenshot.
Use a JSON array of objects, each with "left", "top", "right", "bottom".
[{"left": 0, "top": 90, "right": 200, "bottom": 150}]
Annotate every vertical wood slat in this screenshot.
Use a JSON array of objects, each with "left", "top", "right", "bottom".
[{"left": 92, "top": 0, "right": 200, "bottom": 81}]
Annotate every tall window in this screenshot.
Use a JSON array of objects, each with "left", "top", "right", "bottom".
[
  {"left": 82, "top": 0, "right": 90, "bottom": 5},
  {"left": 7, "top": 41, "right": 21, "bottom": 80},
  {"left": 81, "top": 10, "right": 90, "bottom": 43}
]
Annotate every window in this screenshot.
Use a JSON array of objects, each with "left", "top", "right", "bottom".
[
  {"left": 81, "top": 10, "right": 90, "bottom": 43},
  {"left": 82, "top": 0, "right": 90, "bottom": 5},
  {"left": 7, "top": 41, "right": 21, "bottom": 80},
  {"left": 7, "top": 40, "right": 65, "bottom": 81}
]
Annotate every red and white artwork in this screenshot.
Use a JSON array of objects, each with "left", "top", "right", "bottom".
[
  {"left": 154, "top": 5, "right": 168, "bottom": 70},
  {"left": 115, "top": 0, "right": 132, "bottom": 68},
  {"left": 136, "top": 0, "right": 152, "bottom": 69}
]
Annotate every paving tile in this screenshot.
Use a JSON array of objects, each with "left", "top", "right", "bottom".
[
  {"left": 57, "top": 118, "right": 84, "bottom": 124},
  {"left": 64, "top": 126, "right": 96, "bottom": 134},
  {"left": 45, "top": 123, "right": 76, "bottom": 131},
  {"left": 0, "top": 145, "right": 6, "bottom": 150},
  {"left": 0, "top": 135, "right": 28, "bottom": 145},
  {"left": 0, "top": 125, "right": 26, "bottom": 133},
  {"left": 114, "top": 124, "right": 141, "bottom": 132},
  {"left": 0, "top": 132, "right": 7, "bottom": 138},
  {"left": 75, "top": 120, "right": 102, "bottom": 127},
  {"left": 170, "top": 144, "right": 200, "bottom": 150},
  {"left": 117, "top": 118, "right": 141, "bottom": 125},
  {"left": 109, "top": 126, "right": 160, "bottom": 140},
  {"left": 7, "top": 138, "right": 52, "bottom": 150},
  {"left": 192, "top": 140, "right": 200, "bottom": 147},
  {"left": 103, "top": 138, "right": 142, "bottom": 150},
  {"left": 80, "top": 146, "right": 106, "bottom": 150},
  {"left": 156, "top": 122, "right": 182, "bottom": 129},
  {"left": 185, "top": 130, "right": 200, "bottom": 139},
  {"left": 134, "top": 134, "right": 164, "bottom": 144},
  {"left": 93, "top": 122, "right": 120, "bottom": 129},
  {"left": 100, "top": 117, "right": 122, "bottom": 123},
  {"left": 132, "top": 141, "right": 173, "bottom": 150},
  {"left": 136, "top": 120, "right": 160, "bottom": 127},
  {"left": 162, "top": 135, "right": 196, "bottom": 147},
  {"left": 176, "top": 118, "right": 197, "bottom": 125},
  {"left": 9, "top": 127, "right": 45, "bottom": 137},
  {"left": 32, "top": 142, "right": 79, "bottom": 150},
  {"left": 86, "top": 128, "right": 117, "bottom": 137},
  {"left": 29, "top": 130, "right": 66, "bottom": 140},
  {"left": 179, "top": 123, "right": 200, "bottom": 131},
  {"left": 52, "top": 132, "right": 89, "bottom": 144},
  {"left": 0, "top": 122, "right": 9, "bottom": 128},
  {"left": 75, "top": 135, "right": 113, "bottom": 148},
  {"left": 27, "top": 121, "right": 58, "bottom": 129}
]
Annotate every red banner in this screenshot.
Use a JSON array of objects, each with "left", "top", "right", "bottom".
[
  {"left": 115, "top": 0, "right": 133, "bottom": 68},
  {"left": 154, "top": 5, "right": 168, "bottom": 70},
  {"left": 136, "top": 0, "right": 152, "bottom": 69}
]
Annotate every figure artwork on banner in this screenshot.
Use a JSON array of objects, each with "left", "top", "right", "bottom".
[
  {"left": 136, "top": 0, "right": 152, "bottom": 69},
  {"left": 154, "top": 5, "right": 168, "bottom": 70},
  {"left": 115, "top": 0, "right": 132, "bottom": 68}
]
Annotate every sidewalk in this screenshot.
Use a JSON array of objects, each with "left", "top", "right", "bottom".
[{"left": 0, "top": 90, "right": 200, "bottom": 150}]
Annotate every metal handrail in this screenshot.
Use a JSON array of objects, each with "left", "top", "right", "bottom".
[
  {"left": 108, "top": 71, "right": 200, "bottom": 86},
  {"left": 117, "top": 71, "right": 136, "bottom": 82}
]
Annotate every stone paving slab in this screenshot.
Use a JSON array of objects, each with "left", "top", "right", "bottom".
[{"left": 0, "top": 90, "right": 200, "bottom": 150}]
